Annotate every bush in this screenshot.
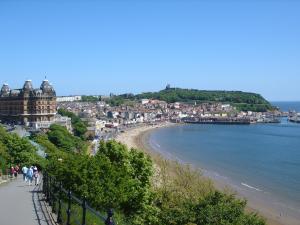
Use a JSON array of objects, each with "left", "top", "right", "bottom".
[
  {"left": 48, "top": 124, "right": 88, "bottom": 153},
  {"left": 41, "top": 137, "right": 265, "bottom": 225},
  {"left": 0, "top": 126, "right": 43, "bottom": 167},
  {"left": 58, "top": 108, "right": 87, "bottom": 139}
]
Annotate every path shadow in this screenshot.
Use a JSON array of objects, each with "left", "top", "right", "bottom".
[{"left": 31, "top": 185, "right": 52, "bottom": 225}]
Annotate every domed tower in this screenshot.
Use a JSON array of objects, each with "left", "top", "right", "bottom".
[
  {"left": 0, "top": 83, "right": 10, "bottom": 97},
  {"left": 23, "top": 80, "right": 33, "bottom": 91},
  {"left": 40, "top": 79, "right": 56, "bottom": 96}
]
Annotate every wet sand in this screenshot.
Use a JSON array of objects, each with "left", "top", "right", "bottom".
[{"left": 115, "top": 123, "right": 299, "bottom": 225}]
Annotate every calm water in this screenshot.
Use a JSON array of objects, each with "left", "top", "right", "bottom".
[
  {"left": 149, "top": 117, "right": 300, "bottom": 216},
  {"left": 272, "top": 101, "right": 300, "bottom": 112}
]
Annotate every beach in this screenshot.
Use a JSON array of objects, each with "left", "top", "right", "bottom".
[{"left": 115, "top": 123, "right": 299, "bottom": 225}]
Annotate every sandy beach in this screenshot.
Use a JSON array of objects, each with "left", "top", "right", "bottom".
[
  {"left": 115, "top": 122, "right": 175, "bottom": 150},
  {"left": 115, "top": 123, "right": 299, "bottom": 225}
]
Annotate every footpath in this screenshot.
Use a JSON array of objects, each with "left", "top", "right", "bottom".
[{"left": 0, "top": 176, "right": 54, "bottom": 225}]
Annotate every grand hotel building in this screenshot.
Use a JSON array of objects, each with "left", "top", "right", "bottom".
[{"left": 0, "top": 80, "right": 57, "bottom": 128}]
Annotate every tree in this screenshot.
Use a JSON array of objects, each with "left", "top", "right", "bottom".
[
  {"left": 40, "top": 133, "right": 266, "bottom": 225},
  {"left": 193, "top": 191, "right": 265, "bottom": 225},
  {"left": 58, "top": 108, "right": 87, "bottom": 139},
  {"left": 47, "top": 124, "right": 88, "bottom": 153},
  {"left": 0, "top": 142, "right": 9, "bottom": 175},
  {"left": 0, "top": 126, "right": 44, "bottom": 167},
  {"left": 135, "top": 88, "right": 273, "bottom": 112},
  {"left": 81, "top": 95, "right": 100, "bottom": 102}
]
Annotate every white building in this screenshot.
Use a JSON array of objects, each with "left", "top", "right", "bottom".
[
  {"left": 57, "top": 96, "right": 82, "bottom": 102},
  {"left": 141, "top": 99, "right": 150, "bottom": 104},
  {"left": 174, "top": 102, "right": 181, "bottom": 109},
  {"left": 31, "top": 114, "right": 72, "bottom": 131}
]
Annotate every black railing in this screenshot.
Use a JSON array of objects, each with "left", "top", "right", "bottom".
[{"left": 42, "top": 172, "right": 116, "bottom": 225}]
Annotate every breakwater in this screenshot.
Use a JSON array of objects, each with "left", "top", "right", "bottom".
[{"left": 182, "top": 117, "right": 251, "bottom": 125}]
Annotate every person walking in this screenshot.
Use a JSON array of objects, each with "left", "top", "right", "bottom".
[
  {"left": 33, "top": 166, "right": 39, "bottom": 186},
  {"left": 10, "top": 167, "right": 15, "bottom": 179},
  {"left": 14, "top": 165, "right": 19, "bottom": 178},
  {"left": 22, "top": 166, "right": 28, "bottom": 182},
  {"left": 26, "top": 166, "right": 33, "bottom": 186}
]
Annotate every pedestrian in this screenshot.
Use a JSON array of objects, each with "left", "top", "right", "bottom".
[
  {"left": 14, "top": 165, "right": 19, "bottom": 178},
  {"left": 16, "top": 165, "right": 20, "bottom": 174},
  {"left": 10, "top": 166, "right": 15, "bottom": 179},
  {"left": 26, "top": 166, "right": 33, "bottom": 186},
  {"left": 33, "top": 166, "right": 39, "bottom": 186},
  {"left": 22, "top": 166, "right": 28, "bottom": 182}
]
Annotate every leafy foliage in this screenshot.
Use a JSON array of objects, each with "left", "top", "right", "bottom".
[
  {"left": 81, "top": 95, "right": 100, "bottom": 102},
  {"left": 135, "top": 88, "right": 273, "bottom": 112},
  {"left": 193, "top": 191, "right": 265, "bottom": 225},
  {"left": 105, "top": 96, "right": 126, "bottom": 106},
  {"left": 40, "top": 133, "right": 265, "bottom": 225},
  {"left": 0, "top": 126, "right": 44, "bottom": 168},
  {"left": 58, "top": 108, "right": 87, "bottom": 139},
  {"left": 44, "top": 140, "right": 154, "bottom": 222},
  {"left": 32, "top": 133, "right": 63, "bottom": 155},
  {"left": 0, "top": 141, "right": 9, "bottom": 174},
  {"left": 0, "top": 121, "right": 266, "bottom": 225},
  {"left": 0, "top": 141, "right": 9, "bottom": 162},
  {"left": 47, "top": 124, "right": 88, "bottom": 153}
]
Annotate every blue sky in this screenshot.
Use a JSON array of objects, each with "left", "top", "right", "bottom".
[{"left": 0, "top": 1, "right": 299, "bottom": 101}]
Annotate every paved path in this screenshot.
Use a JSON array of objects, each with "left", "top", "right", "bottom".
[{"left": 0, "top": 176, "right": 54, "bottom": 225}]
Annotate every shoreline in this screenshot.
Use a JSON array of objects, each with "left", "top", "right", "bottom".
[{"left": 115, "top": 123, "right": 299, "bottom": 225}]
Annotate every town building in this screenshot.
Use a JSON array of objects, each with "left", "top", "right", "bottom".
[
  {"left": 141, "top": 99, "right": 150, "bottom": 104},
  {"left": 56, "top": 95, "right": 82, "bottom": 102},
  {"left": 0, "top": 80, "right": 57, "bottom": 127}
]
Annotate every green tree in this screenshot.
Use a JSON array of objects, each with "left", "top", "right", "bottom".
[
  {"left": 47, "top": 124, "right": 87, "bottom": 153},
  {"left": 193, "top": 191, "right": 265, "bottom": 225},
  {"left": 81, "top": 95, "right": 100, "bottom": 102},
  {"left": 40, "top": 132, "right": 266, "bottom": 225},
  {"left": 136, "top": 88, "right": 273, "bottom": 112},
  {"left": 0, "top": 126, "right": 44, "bottom": 167},
  {"left": 0, "top": 142, "right": 9, "bottom": 174},
  {"left": 58, "top": 108, "right": 87, "bottom": 139}
]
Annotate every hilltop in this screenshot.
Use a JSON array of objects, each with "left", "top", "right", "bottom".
[{"left": 123, "top": 87, "right": 273, "bottom": 112}]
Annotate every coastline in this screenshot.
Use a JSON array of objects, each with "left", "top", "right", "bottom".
[{"left": 115, "top": 123, "right": 298, "bottom": 225}]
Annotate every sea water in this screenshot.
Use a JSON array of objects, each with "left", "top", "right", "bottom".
[
  {"left": 272, "top": 101, "right": 300, "bottom": 112},
  {"left": 149, "top": 103, "right": 300, "bottom": 218}
]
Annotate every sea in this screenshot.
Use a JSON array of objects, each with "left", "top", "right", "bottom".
[
  {"left": 273, "top": 101, "right": 300, "bottom": 112},
  {"left": 148, "top": 102, "right": 300, "bottom": 220}
]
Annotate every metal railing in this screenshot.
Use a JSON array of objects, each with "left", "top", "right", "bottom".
[{"left": 42, "top": 172, "right": 116, "bottom": 225}]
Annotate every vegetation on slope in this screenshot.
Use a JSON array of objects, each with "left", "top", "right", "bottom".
[
  {"left": 105, "top": 96, "right": 126, "bottom": 106},
  {"left": 0, "top": 123, "right": 266, "bottom": 224},
  {"left": 136, "top": 88, "right": 273, "bottom": 112},
  {"left": 47, "top": 124, "right": 87, "bottom": 154},
  {"left": 81, "top": 95, "right": 100, "bottom": 102},
  {"left": 0, "top": 126, "right": 44, "bottom": 173},
  {"left": 34, "top": 125, "right": 266, "bottom": 225},
  {"left": 78, "top": 88, "right": 272, "bottom": 112},
  {"left": 58, "top": 108, "right": 87, "bottom": 139}
]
